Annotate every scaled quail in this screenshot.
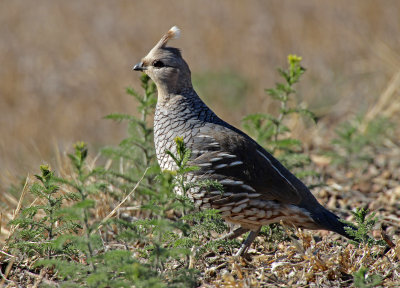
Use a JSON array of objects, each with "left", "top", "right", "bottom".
[{"left": 133, "top": 26, "right": 352, "bottom": 256}]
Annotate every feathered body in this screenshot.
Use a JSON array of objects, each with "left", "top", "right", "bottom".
[{"left": 133, "top": 26, "right": 351, "bottom": 253}]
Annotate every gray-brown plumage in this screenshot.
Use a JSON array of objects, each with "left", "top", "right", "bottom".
[{"left": 133, "top": 26, "right": 351, "bottom": 256}]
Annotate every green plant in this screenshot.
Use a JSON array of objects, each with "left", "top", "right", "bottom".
[
  {"left": 102, "top": 73, "right": 158, "bottom": 192},
  {"left": 7, "top": 165, "right": 79, "bottom": 260},
  {"left": 341, "top": 208, "right": 385, "bottom": 247},
  {"left": 100, "top": 77, "right": 204, "bottom": 284},
  {"left": 106, "top": 136, "right": 229, "bottom": 287},
  {"left": 31, "top": 142, "right": 170, "bottom": 287},
  {"left": 138, "top": 137, "right": 229, "bottom": 256},
  {"left": 329, "top": 115, "right": 394, "bottom": 170},
  {"left": 353, "top": 266, "right": 383, "bottom": 288},
  {"left": 242, "top": 55, "right": 317, "bottom": 178},
  {"left": 164, "top": 137, "right": 230, "bottom": 253}
]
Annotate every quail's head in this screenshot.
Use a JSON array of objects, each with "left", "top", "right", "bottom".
[{"left": 133, "top": 26, "right": 192, "bottom": 96}]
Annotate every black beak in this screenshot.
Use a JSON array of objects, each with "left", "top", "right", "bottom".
[{"left": 133, "top": 62, "right": 146, "bottom": 71}]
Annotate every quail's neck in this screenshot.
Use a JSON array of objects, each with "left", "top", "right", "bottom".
[
  {"left": 156, "top": 85, "right": 198, "bottom": 107},
  {"left": 156, "top": 77, "right": 193, "bottom": 104}
]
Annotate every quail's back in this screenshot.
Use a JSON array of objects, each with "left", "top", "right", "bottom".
[{"left": 133, "top": 26, "right": 351, "bottom": 254}]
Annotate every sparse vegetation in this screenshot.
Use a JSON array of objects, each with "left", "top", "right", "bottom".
[
  {"left": 7, "top": 164, "right": 80, "bottom": 260},
  {"left": 1, "top": 56, "right": 399, "bottom": 287}
]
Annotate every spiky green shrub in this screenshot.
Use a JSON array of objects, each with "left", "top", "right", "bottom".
[
  {"left": 34, "top": 142, "right": 142, "bottom": 287},
  {"left": 341, "top": 208, "right": 386, "bottom": 247},
  {"left": 242, "top": 55, "right": 317, "bottom": 179},
  {"left": 102, "top": 73, "right": 158, "bottom": 195},
  {"left": 8, "top": 165, "right": 79, "bottom": 259}
]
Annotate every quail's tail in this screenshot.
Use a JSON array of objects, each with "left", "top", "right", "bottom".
[{"left": 311, "top": 207, "right": 356, "bottom": 240}]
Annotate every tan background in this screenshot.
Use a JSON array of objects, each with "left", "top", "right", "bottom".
[{"left": 1, "top": 0, "right": 399, "bottom": 189}]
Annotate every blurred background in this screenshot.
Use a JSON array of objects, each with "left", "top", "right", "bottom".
[{"left": 1, "top": 0, "right": 399, "bottom": 190}]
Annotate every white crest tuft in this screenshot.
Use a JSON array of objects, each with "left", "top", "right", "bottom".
[
  {"left": 154, "top": 26, "right": 181, "bottom": 49},
  {"left": 169, "top": 26, "right": 180, "bottom": 39}
]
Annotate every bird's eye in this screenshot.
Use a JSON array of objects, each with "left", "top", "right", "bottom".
[{"left": 153, "top": 60, "right": 165, "bottom": 68}]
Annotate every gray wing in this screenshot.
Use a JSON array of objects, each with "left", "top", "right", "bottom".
[{"left": 188, "top": 124, "right": 311, "bottom": 205}]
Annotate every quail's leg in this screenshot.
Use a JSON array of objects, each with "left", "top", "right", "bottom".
[
  {"left": 235, "top": 227, "right": 261, "bottom": 256},
  {"left": 201, "top": 227, "right": 249, "bottom": 254},
  {"left": 217, "top": 227, "right": 249, "bottom": 241}
]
